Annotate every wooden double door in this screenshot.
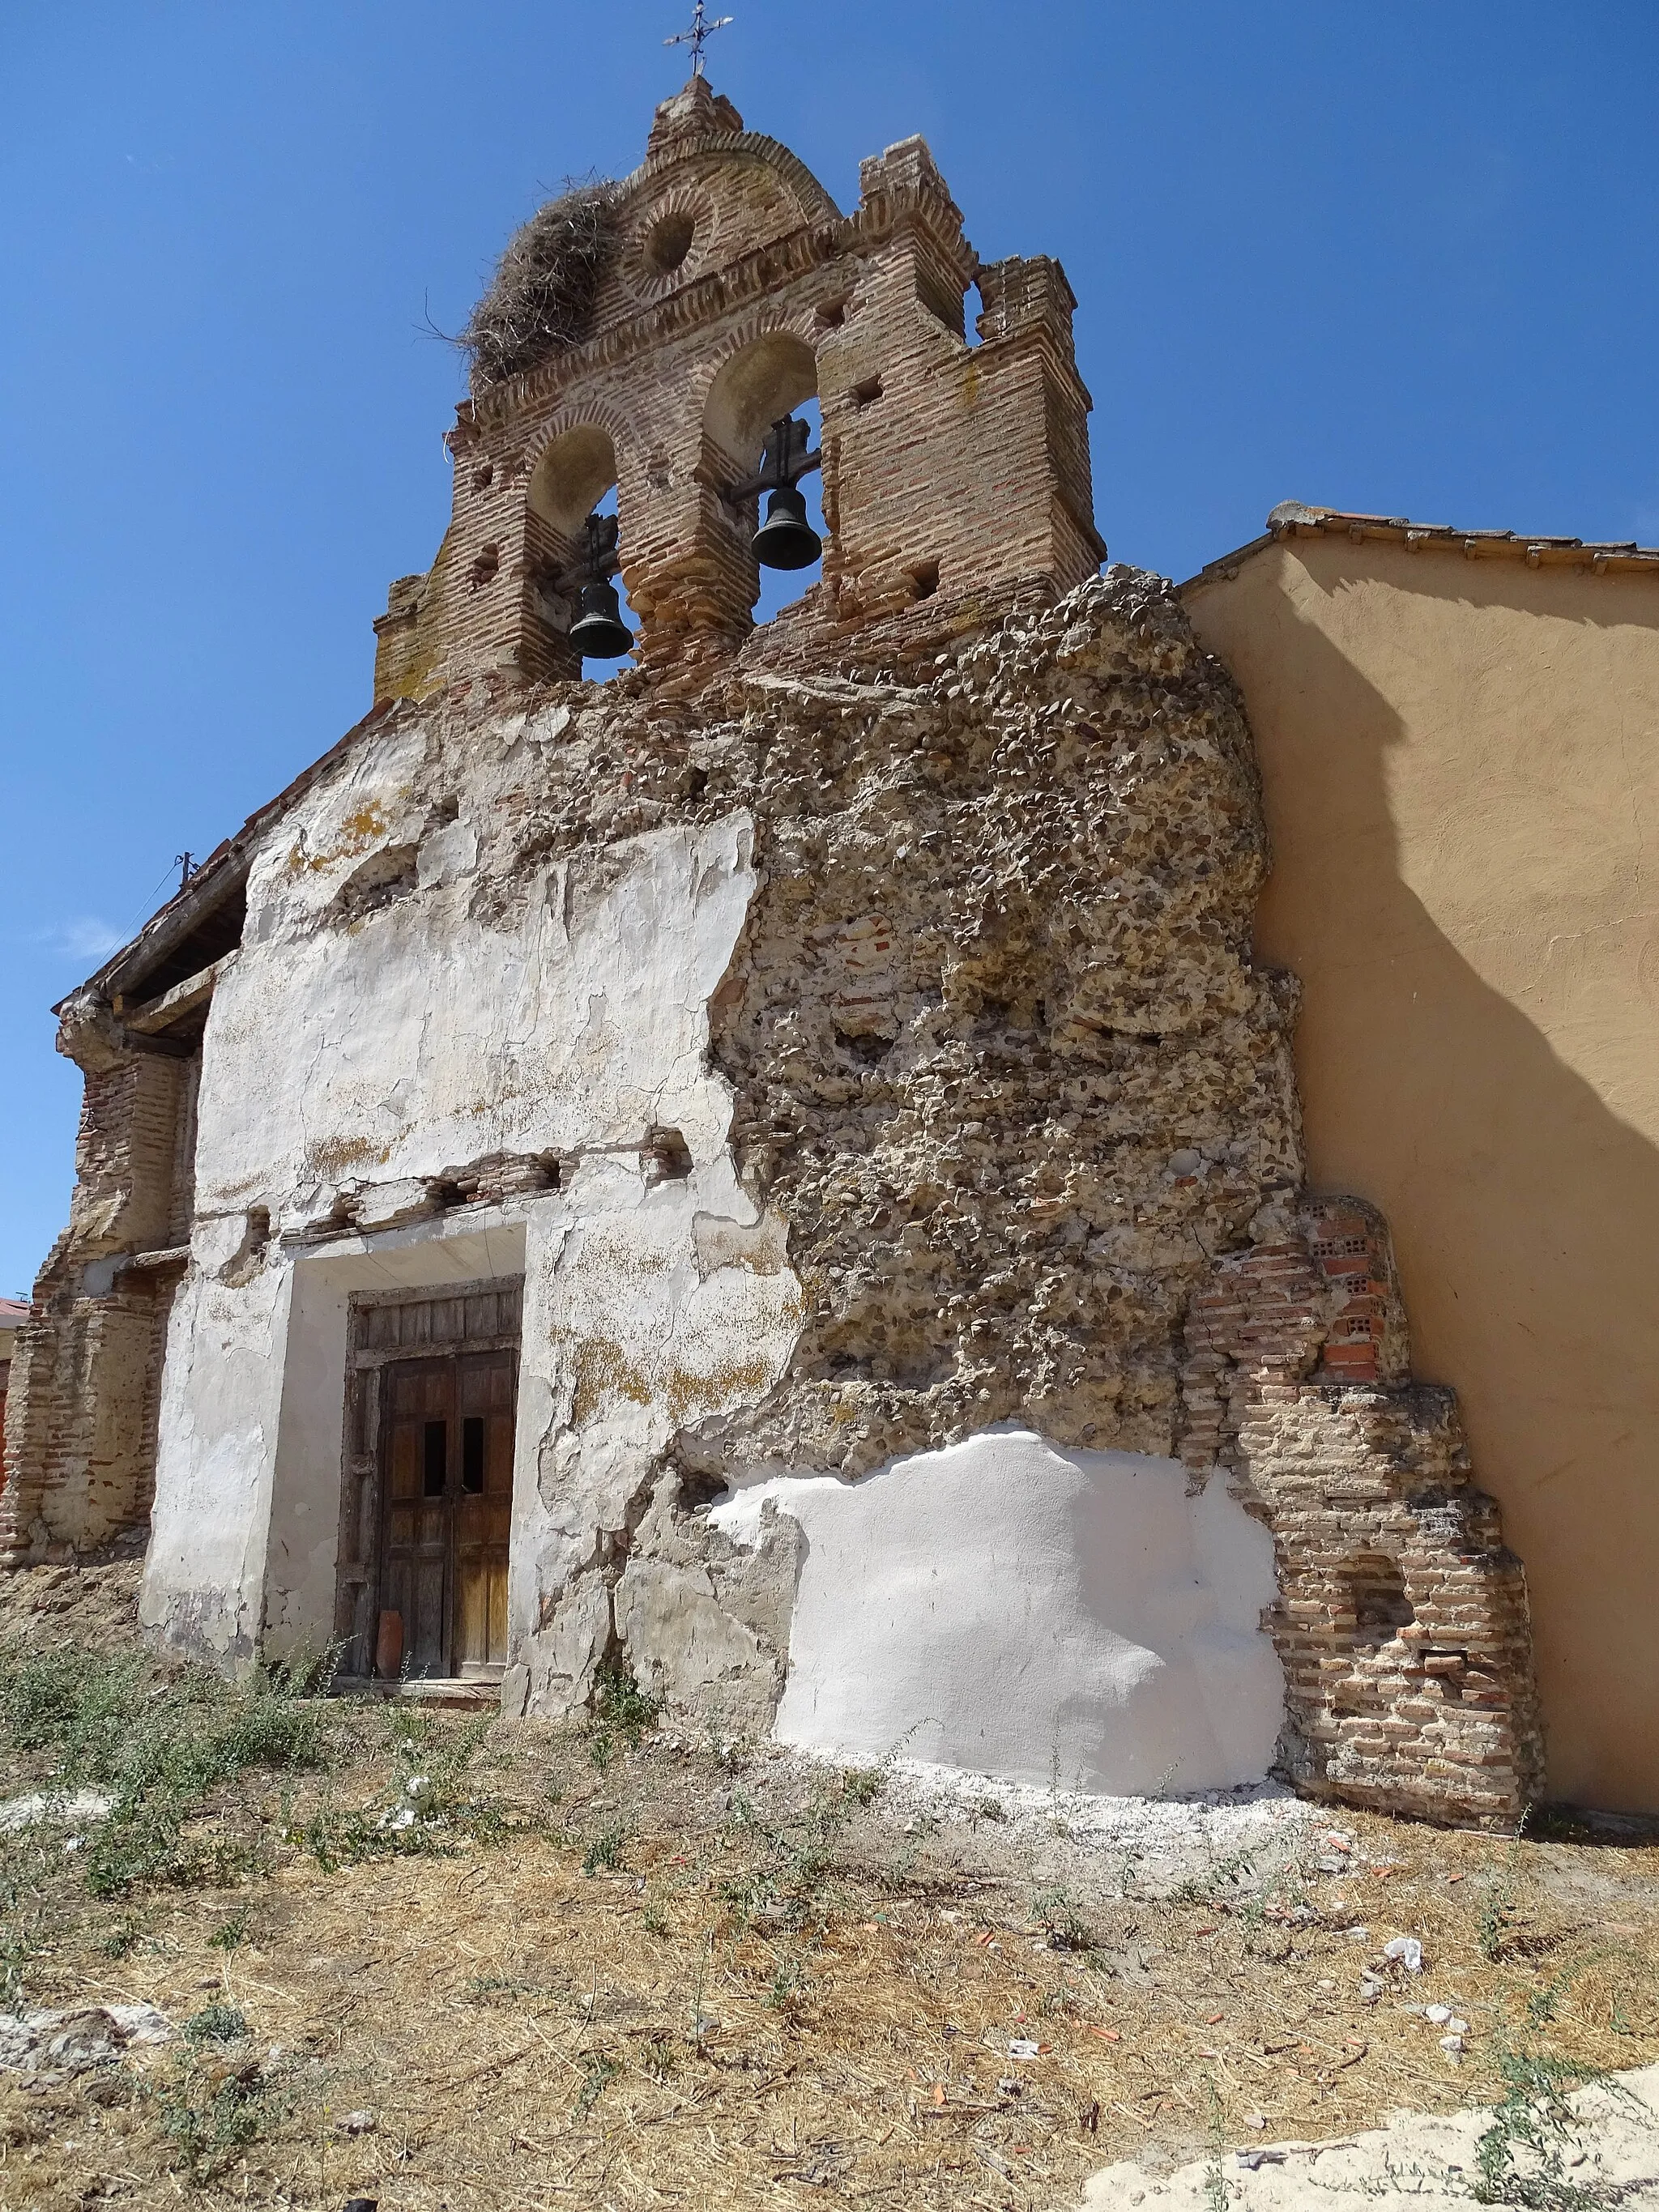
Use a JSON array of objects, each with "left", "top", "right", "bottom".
[{"left": 377, "top": 1349, "right": 516, "bottom": 1679}]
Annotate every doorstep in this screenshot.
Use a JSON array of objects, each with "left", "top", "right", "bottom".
[{"left": 331, "top": 1674, "right": 502, "bottom": 1710}]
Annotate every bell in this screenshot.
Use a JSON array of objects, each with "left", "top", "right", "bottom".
[
  {"left": 568, "top": 578, "right": 633, "bottom": 661},
  {"left": 752, "top": 483, "right": 822, "bottom": 571}
]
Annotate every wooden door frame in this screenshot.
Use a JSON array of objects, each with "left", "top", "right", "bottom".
[{"left": 332, "top": 1277, "right": 523, "bottom": 1681}]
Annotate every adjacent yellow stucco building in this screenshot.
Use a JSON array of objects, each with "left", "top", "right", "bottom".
[{"left": 1185, "top": 508, "right": 1659, "bottom": 1813}]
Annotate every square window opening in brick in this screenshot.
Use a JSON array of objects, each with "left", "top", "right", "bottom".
[
  {"left": 916, "top": 262, "right": 966, "bottom": 339},
  {"left": 1342, "top": 1554, "right": 1414, "bottom": 1648}
]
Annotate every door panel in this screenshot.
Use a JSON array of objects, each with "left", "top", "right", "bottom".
[
  {"left": 377, "top": 1344, "right": 518, "bottom": 1681},
  {"left": 379, "top": 1360, "right": 454, "bottom": 1677},
  {"left": 453, "top": 1352, "right": 515, "bottom": 1676}
]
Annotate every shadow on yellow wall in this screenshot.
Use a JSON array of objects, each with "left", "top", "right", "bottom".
[{"left": 1188, "top": 543, "right": 1659, "bottom": 1813}]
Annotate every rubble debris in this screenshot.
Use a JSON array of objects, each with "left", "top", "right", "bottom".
[{"left": 0, "top": 2001, "right": 172, "bottom": 2076}]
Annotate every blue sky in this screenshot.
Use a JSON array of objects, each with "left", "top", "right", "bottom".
[{"left": 2, "top": 2, "right": 1657, "bottom": 1296}]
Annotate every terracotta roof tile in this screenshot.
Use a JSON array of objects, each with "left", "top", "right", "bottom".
[{"left": 1184, "top": 503, "right": 1659, "bottom": 590}]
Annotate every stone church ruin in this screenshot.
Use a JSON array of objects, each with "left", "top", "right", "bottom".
[{"left": 2, "top": 77, "right": 1554, "bottom": 1829}]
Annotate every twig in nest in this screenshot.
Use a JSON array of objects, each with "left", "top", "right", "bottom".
[{"left": 437, "top": 175, "right": 623, "bottom": 393}]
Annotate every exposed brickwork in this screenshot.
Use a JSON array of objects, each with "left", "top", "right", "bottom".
[
  {"left": 1179, "top": 1198, "right": 1544, "bottom": 1827},
  {"left": 0, "top": 1000, "right": 194, "bottom": 1563},
  {"left": 373, "top": 78, "right": 1099, "bottom": 701}
]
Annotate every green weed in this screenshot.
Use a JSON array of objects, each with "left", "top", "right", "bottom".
[
  {"left": 184, "top": 2002, "right": 249, "bottom": 2045},
  {"left": 0, "top": 1639, "right": 333, "bottom": 1899},
  {"left": 290, "top": 1718, "right": 521, "bottom": 1871},
  {"left": 719, "top": 1865, "right": 777, "bottom": 1926},
  {"left": 575, "top": 2051, "right": 620, "bottom": 2116},
  {"left": 767, "top": 1950, "right": 805, "bottom": 2011},
  {"left": 586, "top": 1660, "right": 659, "bottom": 1771},
  {"left": 1480, "top": 1813, "right": 1533, "bottom": 1963},
  {"left": 1204, "top": 2077, "right": 1229, "bottom": 2212},
  {"left": 207, "top": 1900, "right": 254, "bottom": 1951},
  {"left": 1472, "top": 2043, "right": 1627, "bottom": 2210},
  {"left": 582, "top": 1818, "right": 629, "bottom": 1877},
  {"left": 1031, "top": 1882, "right": 1091, "bottom": 1951},
  {"left": 705, "top": 1717, "right": 748, "bottom": 1775},
  {"left": 289, "top": 1792, "right": 453, "bottom": 1873},
  {"left": 98, "top": 1912, "right": 146, "bottom": 1959},
  {"left": 689, "top": 1931, "right": 714, "bottom": 2050},
  {"left": 0, "top": 1829, "right": 58, "bottom": 2005},
  {"left": 465, "top": 1972, "right": 551, "bottom": 2005},
  {"left": 154, "top": 2054, "right": 292, "bottom": 2180}
]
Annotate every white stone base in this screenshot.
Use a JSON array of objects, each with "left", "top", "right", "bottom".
[{"left": 710, "top": 1426, "right": 1285, "bottom": 1795}]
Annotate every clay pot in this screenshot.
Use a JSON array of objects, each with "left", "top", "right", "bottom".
[{"left": 374, "top": 1610, "right": 403, "bottom": 1680}]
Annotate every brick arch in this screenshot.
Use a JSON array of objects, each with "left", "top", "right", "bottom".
[
  {"left": 506, "top": 402, "right": 650, "bottom": 683},
  {"left": 522, "top": 397, "right": 645, "bottom": 509},
  {"left": 723, "top": 132, "right": 842, "bottom": 224},
  {"left": 699, "top": 324, "right": 820, "bottom": 473},
  {"left": 522, "top": 398, "right": 652, "bottom": 591},
  {"left": 617, "top": 131, "right": 842, "bottom": 233},
  {"left": 690, "top": 322, "right": 824, "bottom": 639},
  {"left": 692, "top": 305, "right": 825, "bottom": 383}
]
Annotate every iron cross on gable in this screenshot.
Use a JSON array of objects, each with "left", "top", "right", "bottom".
[{"left": 664, "top": 0, "right": 733, "bottom": 77}]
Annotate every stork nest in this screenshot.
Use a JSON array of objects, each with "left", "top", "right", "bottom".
[{"left": 461, "top": 176, "right": 623, "bottom": 392}]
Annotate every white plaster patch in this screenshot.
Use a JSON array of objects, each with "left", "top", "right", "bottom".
[
  {"left": 140, "top": 1259, "right": 293, "bottom": 1660},
  {"left": 710, "top": 1429, "right": 1284, "bottom": 1795},
  {"left": 0, "top": 1791, "right": 114, "bottom": 1834}
]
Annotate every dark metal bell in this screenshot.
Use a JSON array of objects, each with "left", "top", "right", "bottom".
[
  {"left": 568, "top": 578, "right": 633, "bottom": 661},
  {"left": 752, "top": 484, "right": 822, "bottom": 571}
]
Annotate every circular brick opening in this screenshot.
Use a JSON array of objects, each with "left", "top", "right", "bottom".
[{"left": 644, "top": 211, "right": 696, "bottom": 275}]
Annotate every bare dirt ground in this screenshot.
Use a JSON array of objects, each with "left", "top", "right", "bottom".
[
  {"left": 2, "top": 1559, "right": 1657, "bottom": 2211},
  {"left": 1084, "top": 2063, "right": 1659, "bottom": 2208}
]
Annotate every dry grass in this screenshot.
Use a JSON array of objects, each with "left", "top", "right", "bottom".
[{"left": 2, "top": 1575, "right": 1657, "bottom": 2209}]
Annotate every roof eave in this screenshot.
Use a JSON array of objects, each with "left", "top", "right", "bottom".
[{"left": 1181, "top": 503, "right": 1659, "bottom": 595}]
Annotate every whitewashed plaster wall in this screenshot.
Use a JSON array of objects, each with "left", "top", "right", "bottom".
[
  {"left": 142, "top": 1218, "right": 531, "bottom": 1663},
  {"left": 192, "top": 722, "right": 760, "bottom": 1220},
  {"left": 710, "top": 1430, "right": 1286, "bottom": 1793},
  {"left": 140, "top": 1225, "right": 296, "bottom": 1660},
  {"left": 141, "top": 719, "right": 804, "bottom": 1688}
]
